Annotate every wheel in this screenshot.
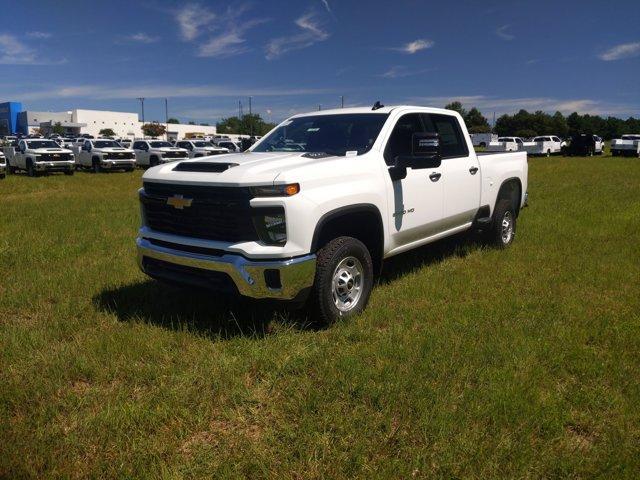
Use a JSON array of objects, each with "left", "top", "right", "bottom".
[
  {"left": 479, "top": 142, "right": 486, "bottom": 148},
  {"left": 486, "top": 199, "right": 516, "bottom": 248},
  {"left": 588, "top": 149, "right": 593, "bottom": 157},
  {"left": 309, "top": 236, "right": 374, "bottom": 325},
  {"left": 0, "top": 173, "right": 5, "bottom": 180},
  {"left": 150, "top": 156, "right": 159, "bottom": 167},
  {"left": 64, "top": 170, "right": 74, "bottom": 176},
  {"left": 92, "top": 159, "right": 101, "bottom": 173},
  {"left": 7, "top": 162, "right": 16, "bottom": 174},
  {"left": 546, "top": 149, "right": 551, "bottom": 157},
  {"left": 27, "top": 160, "right": 36, "bottom": 177}
]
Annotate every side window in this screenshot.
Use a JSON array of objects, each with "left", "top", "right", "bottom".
[
  {"left": 133, "top": 141, "right": 143, "bottom": 150},
  {"left": 422, "top": 114, "right": 469, "bottom": 159},
  {"left": 516, "top": 138, "right": 523, "bottom": 144},
  {"left": 383, "top": 113, "right": 424, "bottom": 166},
  {"left": 552, "top": 136, "right": 560, "bottom": 142}
]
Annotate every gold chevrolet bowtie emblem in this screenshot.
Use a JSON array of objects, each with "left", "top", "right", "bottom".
[{"left": 166, "top": 194, "right": 193, "bottom": 209}]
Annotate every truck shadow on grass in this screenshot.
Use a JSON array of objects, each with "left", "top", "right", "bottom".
[{"left": 94, "top": 231, "right": 485, "bottom": 339}]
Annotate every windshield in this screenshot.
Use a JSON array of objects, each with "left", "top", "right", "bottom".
[
  {"left": 253, "top": 113, "right": 389, "bottom": 156},
  {"left": 193, "top": 141, "right": 213, "bottom": 147},
  {"left": 27, "top": 140, "right": 60, "bottom": 149},
  {"left": 94, "top": 140, "right": 121, "bottom": 148},
  {"left": 150, "top": 141, "right": 173, "bottom": 148},
  {"left": 622, "top": 135, "right": 640, "bottom": 140}
]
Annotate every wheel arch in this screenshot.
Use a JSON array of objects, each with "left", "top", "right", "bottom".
[
  {"left": 310, "top": 204, "right": 385, "bottom": 276},
  {"left": 495, "top": 177, "right": 522, "bottom": 217}
]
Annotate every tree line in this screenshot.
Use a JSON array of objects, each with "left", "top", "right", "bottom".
[{"left": 444, "top": 101, "right": 640, "bottom": 140}]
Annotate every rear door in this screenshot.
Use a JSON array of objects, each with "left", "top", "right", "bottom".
[
  {"left": 422, "top": 113, "right": 481, "bottom": 227},
  {"left": 383, "top": 113, "right": 444, "bottom": 248}
]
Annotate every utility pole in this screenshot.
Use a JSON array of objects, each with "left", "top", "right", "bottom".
[
  {"left": 318, "top": 104, "right": 321, "bottom": 111},
  {"left": 138, "top": 97, "right": 145, "bottom": 138},
  {"left": 249, "top": 96, "right": 253, "bottom": 138},
  {"left": 165, "top": 98, "right": 168, "bottom": 141},
  {"left": 340, "top": 95, "right": 344, "bottom": 108}
]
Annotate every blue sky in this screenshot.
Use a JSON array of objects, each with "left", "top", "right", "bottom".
[{"left": 1, "top": 0, "right": 639, "bottom": 124}]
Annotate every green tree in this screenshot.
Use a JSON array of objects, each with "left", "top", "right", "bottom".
[
  {"left": 445, "top": 101, "right": 467, "bottom": 117},
  {"left": 464, "top": 108, "right": 490, "bottom": 132},
  {"left": 141, "top": 123, "right": 166, "bottom": 138},
  {"left": 217, "top": 114, "right": 276, "bottom": 136},
  {"left": 99, "top": 128, "right": 116, "bottom": 137},
  {"left": 515, "top": 129, "right": 538, "bottom": 139},
  {"left": 167, "top": 118, "right": 180, "bottom": 124},
  {"left": 52, "top": 122, "right": 65, "bottom": 136}
]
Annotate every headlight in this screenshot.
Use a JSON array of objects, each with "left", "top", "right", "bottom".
[
  {"left": 250, "top": 183, "right": 299, "bottom": 197},
  {"left": 253, "top": 208, "right": 287, "bottom": 245}
]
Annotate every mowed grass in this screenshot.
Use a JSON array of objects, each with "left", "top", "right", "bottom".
[{"left": 1, "top": 155, "right": 639, "bottom": 479}]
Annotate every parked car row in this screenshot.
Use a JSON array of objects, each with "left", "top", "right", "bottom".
[{"left": 483, "top": 134, "right": 609, "bottom": 156}]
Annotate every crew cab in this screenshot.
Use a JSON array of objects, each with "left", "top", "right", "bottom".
[
  {"left": 133, "top": 140, "right": 189, "bottom": 167},
  {"left": 486, "top": 137, "right": 524, "bottom": 152},
  {"left": 3, "top": 139, "right": 75, "bottom": 176},
  {"left": 562, "top": 134, "right": 604, "bottom": 156},
  {"left": 610, "top": 134, "right": 640, "bottom": 157},
  {"left": 76, "top": 138, "right": 136, "bottom": 172},
  {"left": 174, "top": 140, "right": 229, "bottom": 158},
  {"left": 0, "top": 151, "right": 6, "bottom": 179},
  {"left": 136, "top": 105, "right": 528, "bottom": 324},
  {"left": 523, "top": 136, "right": 563, "bottom": 156}
]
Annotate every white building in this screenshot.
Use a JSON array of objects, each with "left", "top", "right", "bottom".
[{"left": 20, "top": 108, "right": 219, "bottom": 140}]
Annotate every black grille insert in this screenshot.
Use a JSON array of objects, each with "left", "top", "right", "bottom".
[
  {"left": 173, "top": 162, "right": 236, "bottom": 172},
  {"left": 141, "top": 182, "right": 258, "bottom": 242}
]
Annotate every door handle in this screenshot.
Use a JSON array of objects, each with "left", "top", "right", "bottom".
[
  {"left": 429, "top": 172, "right": 441, "bottom": 182},
  {"left": 469, "top": 166, "right": 479, "bottom": 175}
]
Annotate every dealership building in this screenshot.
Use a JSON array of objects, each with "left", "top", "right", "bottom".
[{"left": 0, "top": 101, "right": 218, "bottom": 140}]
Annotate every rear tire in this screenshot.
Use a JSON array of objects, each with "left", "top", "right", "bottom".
[
  {"left": 92, "top": 159, "right": 101, "bottom": 173},
  {"left": 150, "top": 156, "right": 159, "bottom": 167},
  {"left": 486, "top": 199, "right": 516, "bottom": 248},
  {"left": 27, "top": 160, "right": 36, "bottom": 177},
  {"left": 309, "top": 236, "right": 374, "bottom": 326}
]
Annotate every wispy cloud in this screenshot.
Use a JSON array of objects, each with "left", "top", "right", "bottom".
[
  {"left": 5, "top": 83, "right": 332, "bottom": 101},
  {"left": 175, "top": 3, "right": 216, "bottom": 41},
  {"left": 377, "top": 65, "right": 435, "bottom": 79},
  {"left": 121, "top": 33, "right": 160, "bottom": 44},
  {"left": 0, "top": 34, "right": 66, "bottom": 65},
  {"left": 598, "top": 41, "right": 640, "bottom": 61},
  {"left": 26, "top": 31, "right": 52, "bottom": 39},
  {"left": 266, "top": 11, "right": 330, "bottom": 60},
  {"left": 409, "top": 95, "right": 639, "bottom": 117},
  {"left": 197, "top": 7, "right": 268, "bottom": 58},
  {"left": 391, "top": 39, "right": 434, "bottom": 54},
  {"left": 495, "top": 25, "right": 514, "bottom": 41}
]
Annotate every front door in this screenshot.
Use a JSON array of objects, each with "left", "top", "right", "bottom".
[{"left": 383, "top": 113, "right": 445, "bottom": 250}]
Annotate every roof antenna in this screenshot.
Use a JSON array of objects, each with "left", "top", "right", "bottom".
[{"left": 372, "top": 101, "right": 384, "bottom": 111}]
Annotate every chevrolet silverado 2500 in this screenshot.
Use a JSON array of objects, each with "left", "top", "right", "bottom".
[
  {"left": 133, "top": 140, "right": 190, "bottom": 167},
  {"left": 136, "top": 105, "right": 528, "bottom": 324},
  {"left": 4, "top": 139, "right": 75, "bottom": 176},
  {"left": 77, "top": 138, "right": 136, "bottom": 172},
  {"left": 610, "top": 134, "right": 640, "bottom": 157}
]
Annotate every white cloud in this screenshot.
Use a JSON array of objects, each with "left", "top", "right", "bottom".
[
  {"left": 122, "top": 33, "right": 160, "bottom": 44},
  {"left": 378, "top": 66, "right": 435, "bottom": 79},
  {"left": 391, "top": 39, "right": 434, "bottom": 54},
  {"left": 197, "top": 16, "right": 267, "bottom": 58},
  {"left": 495, "top": 25, "right": 514, "bottom": 41},
  {"left": 598, "top": 41, "right": 640, "bottom": 61},
  {"left": 0, "top": 34, "right": 65, "bottom": 65},
  {"left": 409, "top": 94, "right": 639, "bottom": 117},
  {"left": 26, "top": 31, "right": 52, "bottom": 39},
  {"left": 266, "top": 12, "right": 330, "bottom": 59},
  {"left": 175, "top": 4, "right": 216, "bottom": 41},
  {"left": 6, "top": 83, "right": 332, "bottom": 101}
]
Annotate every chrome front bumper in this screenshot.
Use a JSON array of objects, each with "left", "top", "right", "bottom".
[
  {"left": 101, "top": 159, "right": 136, "bottom": 168},
  {"left": 35, "top": 160, "right": 74, "bottom": 171},
  {"left": 136, "top": 237, "right": 316, "bottom": 300}
]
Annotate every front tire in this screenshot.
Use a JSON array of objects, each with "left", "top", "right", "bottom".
[
  {"left": 27, "top": 160, "right": 36, "bottom": 177},
  {"left": 310, "top": 236, "right": 374, "bottom": 325},
  {"left": 487, "top": 199, "right": 516, "bottom": 248}
]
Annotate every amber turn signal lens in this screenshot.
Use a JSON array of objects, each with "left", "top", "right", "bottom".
[{"left": 285, "top": 183, "right": 300, "bottom": 196}]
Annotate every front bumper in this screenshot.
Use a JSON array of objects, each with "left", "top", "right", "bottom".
[
  {"left": 35, "top": 161, "right": 74, "bottom": 171},
  {"left": 101, "top": 159, "right": 136, "bottom": 168},
  {"left": 136, "top": 237, "right": 316, "bottom": 300}
]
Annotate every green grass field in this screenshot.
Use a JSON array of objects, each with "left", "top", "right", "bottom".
[{"left": 1, "top": 154, "right": 639, "bottom": 479}]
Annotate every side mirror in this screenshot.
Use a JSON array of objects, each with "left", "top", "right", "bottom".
[{"left": 389, "top": 132, "right": 442, "bottom": 180}]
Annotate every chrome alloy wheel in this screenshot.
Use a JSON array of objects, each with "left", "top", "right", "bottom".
[
  {"left": 501, "top": 211, "right": 514, "bottom": 244},
  {"left": 332, "top": 256, "right": 364, "bottom": 312}
]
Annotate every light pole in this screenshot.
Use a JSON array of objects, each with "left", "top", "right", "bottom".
[
  {"left": 137, "top": 97, "right": 145, "bottom": 138},
  {"left": 340, "top": 95, "right": 344, "bottom": 108},
  {"left": 248, "top": 96, "right": 253, "bottom": 138},
  {"left": 165, "top": 98, "right": 168, "bottom": 141}
]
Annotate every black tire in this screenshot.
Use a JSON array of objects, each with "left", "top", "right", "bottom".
[
  {"left": 309, "top": 236, "right": 374, "bottom": 325},
  {"left": 486, "top": 199, "right": 516, "bottom": 248},
  {"left": 486, "top": 199, "right": 517, "bottom": 248},
  {"left": 546, "top": 149, "right": 551, "bottom": 157},
  {"left": 92, "top": 159, "right": 101, "bottom": 173},
  {"left": 27, "top": 160, "right": 36, "bottom": 177},
  {"left": 0, "top": 173, "right": 5, "bottom": 180},
  {"left": 64, "top": 169, "right": 74, "bottom": 176},
  {"left": 150, "top": 156, "right": 159, "bottom": 167}
]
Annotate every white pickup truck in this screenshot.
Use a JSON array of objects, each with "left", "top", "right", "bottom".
[
  {"left": 76, "top": 138, "right": 136, "bottom": 172},
  {"left": 523, "top": 136, "right": 563, "bottom": 156},
  {"left": 470, "top": 133, "right": 497, "bottom": 148},
  {"left": 610, "top": 134, "right": 640, "bottom": 157},
  {"left": 3, "top": 139, "right": 75, "bottom": 176},
  {"left": 132, "top": 140, "right": 190, "bottom": 167},
  {"left": 136, "top": 105, "right": 528, "bottom": 324},
  {"left": 174, "top": 140, "right": 229, "bottom": 158},
  {"left": 486, "top": 137, "right": 524, "bottom": 152}
]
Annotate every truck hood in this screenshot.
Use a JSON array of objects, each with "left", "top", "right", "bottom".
[
  {"left": 31, "top": 148, "right": 73, "bottom": 154},
  {"left": 143, "top": 151, "right": 343, "bottom": 186}
]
